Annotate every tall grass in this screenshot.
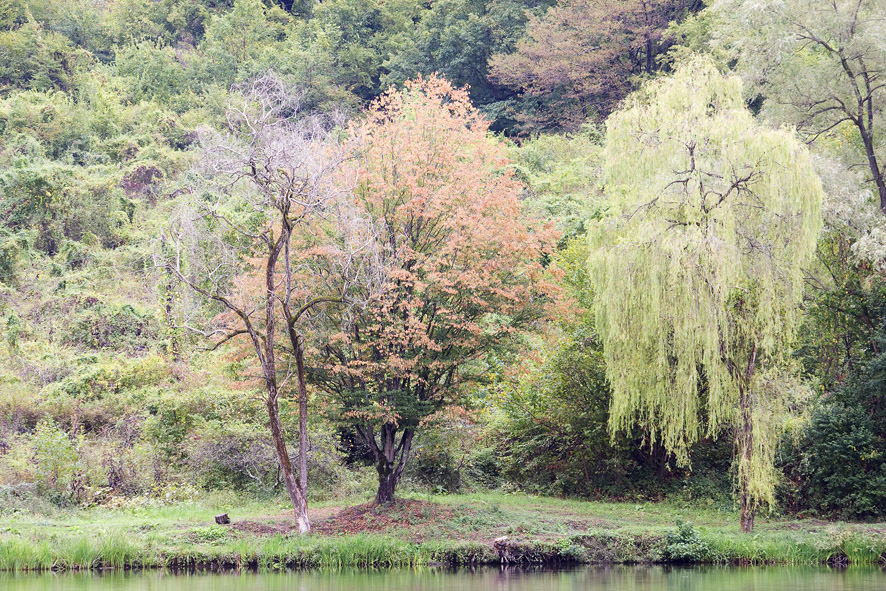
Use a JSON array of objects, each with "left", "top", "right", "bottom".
[
  {"left": 309, "top": 535, "right": 427, "bottom": 569},
  {"left": 97, "top": 533, "right": 145, "bottom": 568},
  {"left": 228, "top": 534, "right": 429, "bottom": 570},
  {"left": 0, "top": 533, "right": 152, "bottom": 571},
  {"left": 702, "top": 531, "right": 886, "bottom": 566},
  {"left": 0, "top": 538, "right": 53, "bottom": 571}
]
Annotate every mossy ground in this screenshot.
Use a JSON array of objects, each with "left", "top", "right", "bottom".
[{"left": 1, "top": 492, "right": 884, "bottom": 571}]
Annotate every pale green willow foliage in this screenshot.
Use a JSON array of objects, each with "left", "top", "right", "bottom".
[{"left": 589, "top": 57, "right": 824, "bottom": 506}]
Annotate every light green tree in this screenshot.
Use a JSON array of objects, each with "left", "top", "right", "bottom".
[{"left": 589, "top": 57, "right": 824, "bottom": 532}]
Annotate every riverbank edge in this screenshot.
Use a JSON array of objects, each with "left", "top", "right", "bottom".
[{"left": 2, "top": 529, "right": 885, "bottom": 572}]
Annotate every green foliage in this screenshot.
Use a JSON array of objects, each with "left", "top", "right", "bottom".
[
  {"left": 0, "top": 16, "right": 81, "bottom": 92},
  {"left": 384, "top": 0, "right": 530, "bottom": 128},
  {"left": 800, "top": 404, "right": 886, "bottom": 518},
  {"left": 29, "top": 418, "right": 80, "bottom": 500},
  {"left": 796, "top": 236, "right": 886, "bottom": 390},
  {"left": 407, "top": 443, "right": 462, "bottom": 494},
  {"left": 114, "top": 42, "right": 190, "bottom": 107},
  {"left": 512, "top": 123, "right": 604, "bottom": 244},
  {"left": 664, "top": 521, "right": 710, "bottom": 562},
  {"left": 67, "top": 302, "right": 159, "bottom": 352},
  {"left": 782, "top": 333, "right": 886, "bottom": 519},
  {"left": 590, "top": 57, "right": 824, "bottom": 512}
]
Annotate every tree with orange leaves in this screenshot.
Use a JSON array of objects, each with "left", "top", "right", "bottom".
[
  {"left": 489, "top": 0, "right": 702, "bottom": 130},
  {"left": 309, "top": 76, "right": 554, "bottom": 504}
]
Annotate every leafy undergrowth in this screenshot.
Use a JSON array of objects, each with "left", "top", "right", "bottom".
[{"left": 1, "top": 492, "right": 885, "bottom": 571}]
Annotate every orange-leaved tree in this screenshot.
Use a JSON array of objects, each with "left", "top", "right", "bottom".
[
  {"left": 489, "top": 0, "right": 701, "bottom": 131},
  {"left": 309, "top": 75, "right": 555, "bottom": 504}
]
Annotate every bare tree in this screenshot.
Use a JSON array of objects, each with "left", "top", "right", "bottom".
[
  {"left": 705, "top": 0, "right": 886, "bottom": 212},
  {"left": 161, "top": 74, "right": 352, "bottom": 533}
]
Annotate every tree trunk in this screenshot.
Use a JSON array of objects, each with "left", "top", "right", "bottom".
[
  {"left": 267, "top": 395, "right": 310, "bottom": 533},
  {"left": 645, "top": 37, "right": 654, "bottom": 75},
  {"left": 737, "top": 343, "right": 757, "bottom": 534},
  {"left": 737, "top": 389, "right": 755, "bottom": 533},
  {"left": 374, "top": 427, "right": 414, "bottom": 505},
  {"left": 740, "top": 487, "right": 755, "bottom": 533},
  {"left": 294, "top": 338, "right": 309, "bottom": 492},
  {"left": 859, "top": 127, "right": 886, "bottom": 214},
  {"left": 876, "top": 171, "right": 886, "bottom": 215},
  {"left": 375, "top": 471, "right": 396, "bottom": 505},
  {"left": 262, "top": 233, "right": 309, "bottom": 533}
]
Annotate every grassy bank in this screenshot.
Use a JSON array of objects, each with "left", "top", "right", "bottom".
[{"left": 1, "top": 493, "right": 884, "bottom": 571}]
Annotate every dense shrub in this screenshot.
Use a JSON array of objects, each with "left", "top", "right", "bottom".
[
  {"left": 186, "top": 422, "right": 279, "bottom": 491},
  {"left": 781, "top": 341, "right": 886, "bottom": 519},
  {"left": 664, "top": 522, "right": 709, "bottom": 562},
  {"left": 406, "top": 445, "right": 462, "bottom": 494},
  {"left": 67, "top": 302, "right": 159, "bottom": 352},
  {"left": 0, "top": 19, "right": 80, "bottom": 92}
]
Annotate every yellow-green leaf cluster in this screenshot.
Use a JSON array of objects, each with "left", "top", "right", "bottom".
[{"left": 589, "top": 56, "right": 824, "bottom": 505}]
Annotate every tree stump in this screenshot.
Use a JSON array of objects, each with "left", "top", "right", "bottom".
[{"left": 215, "top": 513, "right": 230, "bottom": 525}]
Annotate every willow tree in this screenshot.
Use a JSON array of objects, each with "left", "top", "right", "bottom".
[{"left": 589, "top": 58, "right": 824, "bottom": 532}]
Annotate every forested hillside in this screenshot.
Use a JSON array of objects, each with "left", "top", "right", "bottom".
[{"left": 0, "top": 0, "right": 884, "bottom": 532}]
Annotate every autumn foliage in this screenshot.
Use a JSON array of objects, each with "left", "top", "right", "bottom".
[
  {"left": 490, "top": 0, "right": 698, "bottom": 130},
  {"left": 311, "top": 75, "right": 554, "bottom": 503}
]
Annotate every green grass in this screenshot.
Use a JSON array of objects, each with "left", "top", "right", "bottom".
[{"left": 1, "top": 491, "right": 884, "bottom": 571}]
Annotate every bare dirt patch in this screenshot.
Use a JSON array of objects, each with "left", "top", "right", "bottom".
[
  {"left": 313, "top": 499, "right": 456, "bottom": 538},
  {"left": 232, "top": 519, "right": 294, "bottom": 536}
]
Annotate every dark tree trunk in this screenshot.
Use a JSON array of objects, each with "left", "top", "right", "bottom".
[
  {"left": 645, "top": 37, "right": 654, "bottom": 75},
  {"left": 373, "top": 426, "right": 414, "bottom": 504},
  {"left": 262, "top": 237, "right": 310, "bottom": 533},
  {"left": 375, "top": 472, "right": 396, "bottom": 505},
  {"left": 295, "top": 338, "right": 309, "bottom": 491},
  {"left": 858, "top": 126, "right": 886, "bottom": 214},
  {"left": 267, "top": 393, "right": 310, "bottom": 533}
]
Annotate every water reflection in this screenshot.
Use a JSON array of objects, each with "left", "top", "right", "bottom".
[{"left": 2, "top": 565, "right": 885, "bottom": 591}]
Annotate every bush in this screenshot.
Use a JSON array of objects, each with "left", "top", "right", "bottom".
[
  {"left": 406, "top": 445, "right": 462, "bottom": 494},
  {"left": 781, "top": 333, "right": 886, "bottom": 519},
  {"left": 0, "top": 19, "right": 80, "bottom": 92},
  {"left": 186, "top": 422, "right": 279, "bottom": 491},
  {"left": 664, "top": 521, "right": 709, "bottom": 563},
  {"left": 462, "top": 446, "right": 504, "bottom": 490},
  {"left": 66, "top": 301, "right": 159, "bottom": 352}
]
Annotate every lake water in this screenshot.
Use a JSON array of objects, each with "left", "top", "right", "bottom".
[{"left": 2, "top": 566, "right": 885, "bottom": 591}]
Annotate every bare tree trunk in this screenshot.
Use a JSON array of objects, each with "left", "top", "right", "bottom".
[
  {"left": 374, "top": 426, "right": 414, "bottom": 504},
  {"left": 267, "top": 393, "right": 310, "bottom": 533},
  {"left": 263, "top": 237, "right": 310, "bottom": 533},
  {"left": 295, "top": 338, "right": 309, "bottom": 492}
]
